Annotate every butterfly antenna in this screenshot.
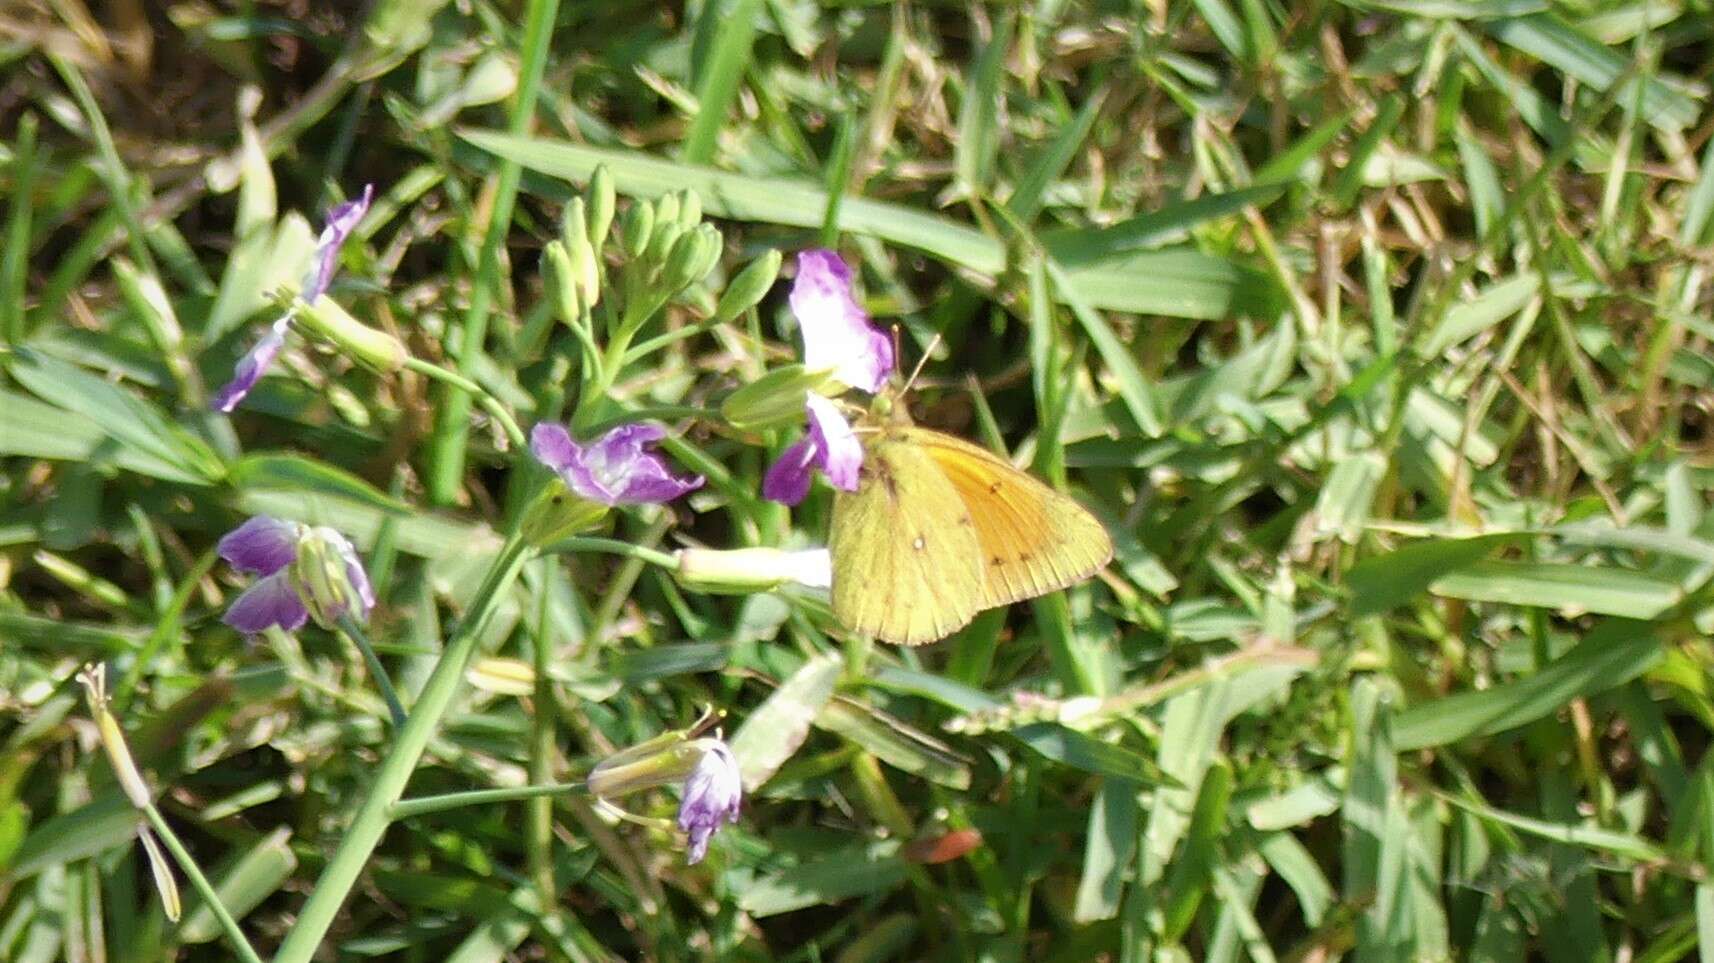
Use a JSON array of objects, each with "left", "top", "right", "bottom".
[{"left": 900, "top": 332, "right": 943, "bottom": 394}]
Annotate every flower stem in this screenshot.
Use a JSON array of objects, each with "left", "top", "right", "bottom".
[
  {"left": 140, "top": 805, "right": 266, "bottom": 963},
  {"left": 404, "top": 356, "right": 529, "bottom": 452},
  {"left": 337, "top": 615, "right": 408, "bottom": 729},
  {"left": 526, "top": 556, "right": 559, "bottom": 903},
  {"left": 391, "top": 782, "right": 587, "bottom": 821},
  {"left": 272, "top": 533, "right": 533, "bottom": 963},
  {"left": 542, "top": 536, "right": 678, "bottom": 569}
]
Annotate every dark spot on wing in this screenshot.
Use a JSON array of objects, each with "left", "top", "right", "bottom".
[
  {"left": 988, "top": 480, "right": 1003, "bottom": 494},
  {"left": 958, "top": 514, "right": 973, "bottom": 527},
  {"left": 990, "top": 555, "right": 1005, "bottom": 567},
  {"left": 1019, "top": 551, "right": 1032, "bottom": 562}
]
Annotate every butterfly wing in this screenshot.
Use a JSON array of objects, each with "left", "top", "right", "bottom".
[
  {"left": 830, "top": 432, "right": 987, "bottom": 645},
  {"left": 906, "top": 427, "right": 1114, "bottom": 609}
]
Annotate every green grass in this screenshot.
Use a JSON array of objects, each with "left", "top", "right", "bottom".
[{"left": 4, "top": 1, "right": 1714, "bottom": 960}]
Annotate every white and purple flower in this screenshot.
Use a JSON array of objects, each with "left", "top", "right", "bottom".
[
  {"left": 761, "top": 394, "right": 863, "bottom": 505},
  {"left": 213, "top": 184, "right": 375, "bottom": 413},
  {"left": 531, "top": 422, "right": 704, "bottom": 505},
  {"left": 762, "top": 250, "right": 894, "bottom": 505},
  {"left": 219, "top": 515, "right": 374, "bottom": 633},
  {"left": 676, "top": 741, "right": 743, "bottom": 865}
]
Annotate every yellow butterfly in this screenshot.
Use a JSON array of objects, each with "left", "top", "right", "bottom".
[{"left": 828, "top": 402, "right": 1114, "bottom": 645}]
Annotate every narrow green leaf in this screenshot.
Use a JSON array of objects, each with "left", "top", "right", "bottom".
[
  {"left": 1012, "top": 723, "right": 1171, "bottom": 786},
  {"left": 1007, "top": 92, "right": 1105, "bottom": 224},
  {"left": 1346, "top": 534, "right": 1521, "bottom": 618},
  {"left": 1073, "top": 779, "right": 1137, "bottom": 922},
  {"left": 738, "top": 841, "right": 907, "bottom": 917},
  {"left": 230, "top": 454, "right": 412, "bottom": 514},
  {"left": 1041, "top": 183, "right": 1287, "bottom": 262},
  {"left": 954, "top": 16, "right": 1012, "bottom": 192},
  {"left": 730, "top": 654, "right": 841, "bottom": 790},
  {"left": 1393, "top": 620, "right": 1660, "bottom": 749},
  {"left": 1430, "top": 559, "right": 1682, "bottom": 619},
  {"left": 682, "top": 0, "right": 763, "bottom": 164},
  {"left": 1484, "top": 14, "right": 1699, "bottom": 132},
  {"left": 178, "top": 827, "right": 297, "bottom": 943}
]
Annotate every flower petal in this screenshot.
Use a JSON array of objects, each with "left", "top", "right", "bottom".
[
  {"left": 218, "top": 516, "right": 300, "bottom": 575},
  {"left": 302, "top": 184, "right": 374, "bottom": 304},
  {"left": 790, "top": 249, "right": 894, "bottom": 393},
  {"left": 223, "top": 571, "right": 309, "bottom": 634},
  {"left": 212, "top": 317, "right": 290, "bottom": 413},
  {"left": 530, "top": 421, "right": 580, "bottom": 474},
  {"left": 534, "top": 421, "right": 703, "bottom": 505},
  {"left": 804, "top": 395, "right": 862, "bottom": 492},
  {"left": 762, "top": 437, "right": 818, "bottom": 506},
  {"left": 325, "top": 528, "right": 376, "bottom": 620}
]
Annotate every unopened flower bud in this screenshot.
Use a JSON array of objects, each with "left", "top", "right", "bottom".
[
  {"left": 675, "top": 189, "right": 702, "bottom": 232},
  {"left": 653, "top": 192, "right": 681, "bottom": 237},
  {"left": 544, "top": 240, "right": 583, "bottom": 322},
  {"left": 587, "top": 165, "right": 616, "bottom": 250},
  {"left": 645, "top": 217, "right": 684, "bottom": 271},
  {"left": 570, "top": 229, "right": 601, "bottom": 310},
  {"left": 560, "top": 197, "right": 588, "bottom": 251},
  {"left": 662, "top": 224, "right": 721, "bottom": 292},
  {"left": 620, "top": 201, "right": 654, "bottom": 258},
  {"left": 713, "top": 249, "right": 781, "bottom": 323}
]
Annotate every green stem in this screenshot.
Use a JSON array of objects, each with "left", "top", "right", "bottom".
[
  {"left": 527, "top": 557, "right": 558, "bottom": 905},
  {"left": 337, "top": 616, "right": 408, "bottom": 729},
  {"left": 392, "top": 782, "right": 587, "bottom": 821},
  {"left": 141, "top": 806, "right": 266, "bottom": 963},
  {"left": 425, "top": 0, "right": 562, "bottom": 504},
  {"left": 542, "top": 536, "right": 678, "bottom": 569},
  {"left": 272, "top": 534, "right": 533, "bottom": 963},
  {"left": 404, "top": 356, "right": 529, "bottom": 452}
]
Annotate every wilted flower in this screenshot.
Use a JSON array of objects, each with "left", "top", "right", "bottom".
[
  {"left": 790, "top": 249, "right": 893, "bottom": 394},
  {"left": 219, "top": 516, "right": 374, "bottom": 633},
  {"left": 585, "top": 715, "right": 743, "bottom": 866},
  {"left": 762, "top": 394, "right": 862, "bottom": 506},
  {"left": 213, "top": 184, "right": 374, "bottom": 412},
  {"left": 531, "top": 422, "right": 704, "bottom": 505},
  {"left": 677, "top": 741, "right": 742, "bottom": 864}
]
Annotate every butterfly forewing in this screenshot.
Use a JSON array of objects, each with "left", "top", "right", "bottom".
[
  {"left": 907, "top": 428, "right": 1114, "bottom": 609},
  {"left": 829, "top": 433, "right": 987, "bottom": 644}
]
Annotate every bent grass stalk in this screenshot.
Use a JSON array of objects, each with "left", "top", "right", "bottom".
[{"left": 272, "top": 532, "right": 532, "bottom": 963}]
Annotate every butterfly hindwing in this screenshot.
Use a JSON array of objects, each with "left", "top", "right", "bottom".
[
  {"left": 906, "top": 428, "right": 1114, "bottom": 609},
  {"left": 830, "top": 432, "right": 986, "bottom": 645}
]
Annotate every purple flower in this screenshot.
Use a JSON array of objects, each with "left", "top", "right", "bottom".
[
  {"left": 763, "top": 394, "right": 862, "bottom": 506},
  {"left": 677, "top": 741, "right": 742, "bottom": 865},
  {"left": 790, "top": 250, "right": 893, "bottom": 394},
  {"left": 531, "top": 422, "right": 705, "bottom": 505},
  {"left": 218, "top": 516, "right": 373, "bottom": 633},
  {"left": 212, "top": 184, "right": 374, "bottom": 413}
]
